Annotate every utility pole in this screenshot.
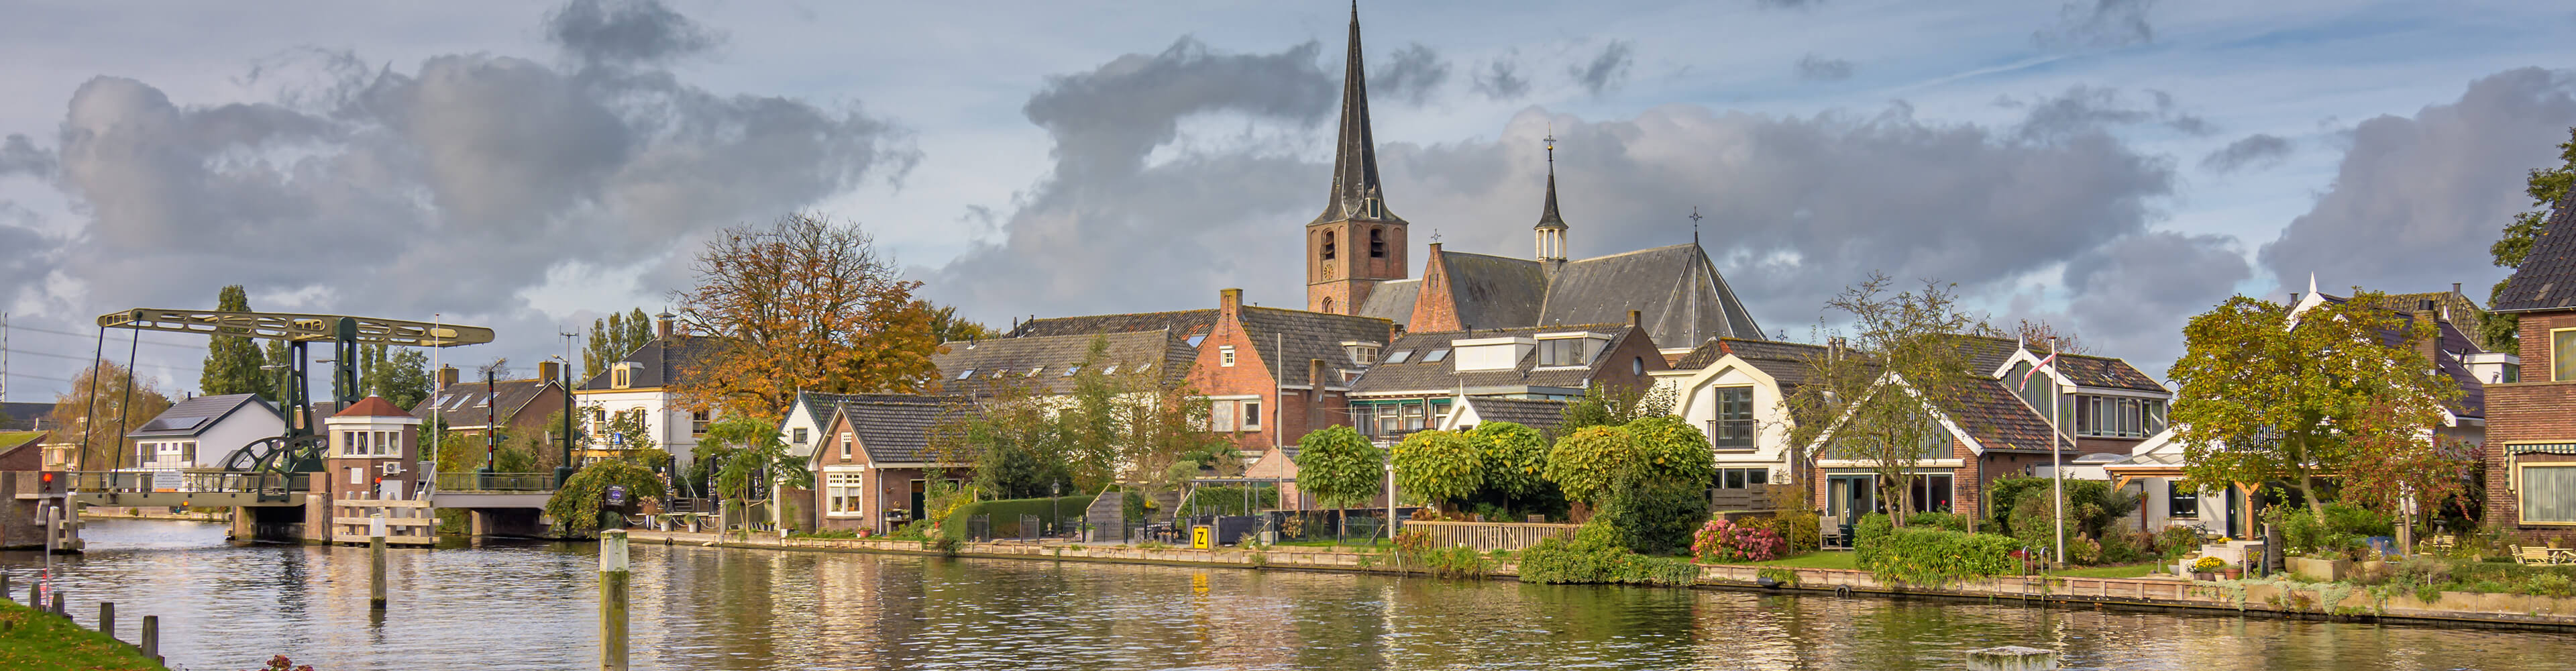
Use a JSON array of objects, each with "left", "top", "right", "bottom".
[
  {"left": 2048, "top": 336, "right": 2065, "bottom": 568},
  {"left": 557, "top": 329, "right": 579, "bottom": 487},
  {"left": 480, "top": 360, "right": 506, "bottom": 476},
  {"left": 2, "top": 311, "right": 10, "bottom": 403}
]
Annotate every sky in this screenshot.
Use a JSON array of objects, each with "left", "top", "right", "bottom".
[{"left": 1, "top": 0, "right": 2572, "bottom": 404}]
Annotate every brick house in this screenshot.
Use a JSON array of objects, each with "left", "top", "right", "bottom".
[
  {"left": 411, "top": 362, "right": 570, "bottom": 452},
  {"left": 804, "top": 395, "right": 971, "bottom": 533},
  {"left": 2489, "top": 195, "right": 2576, "bottom": 541}
]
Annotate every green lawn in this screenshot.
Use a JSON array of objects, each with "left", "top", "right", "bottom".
[{"left": 0, "top": 600, "right": 165, "bottom": 671}]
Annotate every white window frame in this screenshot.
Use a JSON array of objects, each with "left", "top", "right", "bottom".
[
  {"left": 840, "top": 432, "right": 855, "bottom": 460},
  {"left": 1241, "top": 401, "right": 1262, "bottom": 430},
  {"left": 1220, "top": 346, "right": 1236, "bottom": 367},
  {"left": 2519, "top": 462, "right": 2576, "bottom": 525},
  {"left": 2554, "top": 327, "right": 2576, "bottom": 382},
  {"left": 824, "top": 471, "right": 867, "bottom": 517}
]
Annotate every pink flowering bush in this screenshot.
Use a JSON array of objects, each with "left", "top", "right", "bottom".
[{"left": 1693, "top": 518, "right": 1787, "bottom": 563}]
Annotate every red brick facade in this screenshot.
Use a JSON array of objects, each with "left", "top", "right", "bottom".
[
  {"left": 2485, "top": 310, "right": 2576, "bottom": 541},
  {"left": 1307, "top": 219, "right": 1407, "bottom": 315},
  {"left": 1188, "top": 289, "right": 1358, "bottom": 453},
  {"left": 1408, "top": 244, "right": 1463, "bottom": 332},
  {"left": 806, "top": 411, "right": 970, "bottom": 534}
]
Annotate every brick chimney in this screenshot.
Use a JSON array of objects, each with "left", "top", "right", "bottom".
[
  {"left": 1628, "top": 309, "right": 1642, "bottom": 328},
  {"left": 538, "top": 360, "right": 562, "bottom": 383},
  {"left": 1220, "top": 288, "right": 1243, "bottom": 316},
  {"left": 437, "top": 365, "right": 460, "bottom": 389},
  {"left": 2411, "top": 299, "right": 2440, "bottom": 364},
  {"left": 655, "top": 311, "right": 676, "bottom": 340}
]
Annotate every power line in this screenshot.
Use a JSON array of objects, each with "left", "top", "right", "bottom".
[
  {"left": 6, "top": 323, "right": 208, "bottom": 351},
  {"left": 5, "top": 372, "right": 75, "bottom": 384},
  {"left": 0, "top": 348, "right": 97, "bottom": 362}
]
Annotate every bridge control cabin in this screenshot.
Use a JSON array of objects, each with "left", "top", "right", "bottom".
[{"left": 317, "top": 397, "right": 434, "bottom": 545}]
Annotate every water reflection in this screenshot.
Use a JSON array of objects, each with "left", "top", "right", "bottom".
[{"left": 0, "top": 519, "right": 2552, "bottom": 670}]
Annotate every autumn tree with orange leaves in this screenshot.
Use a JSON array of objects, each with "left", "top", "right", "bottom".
[{"left": 672, "top": 213, "right": 941, "bottom": 421}]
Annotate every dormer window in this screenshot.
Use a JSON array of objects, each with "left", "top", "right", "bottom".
[
  {"left": 609, "top": 363, "right": 635, "bottom": 390},
  {"left": 1345, "top": 344, "right": 1380, "bottom": 365},
  {"left": 1537, "top": 338, "right": 1595, "bottom": 366}
]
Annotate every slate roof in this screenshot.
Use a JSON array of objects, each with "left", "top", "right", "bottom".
[
  {"left": 1540, "top": 244, "right": 1765, "bottom": 349},
  {"left": 576, "top": 335, "right": 735, "bottom": 391},
  {"left": 1009, "top": 309, "right": 1218, "bottom": 341},
  {"left": 1236, "top": 307, "right": 1395, "bottom": 385},
  {"left": 2496, "top": 194, "right": 2576, "bottom": 313},
  {"left": 835, "top": 395, "right": 971, "bottom": 464},
  {"left": 1354, "top": 278, "right": 1420, "bottom": 324},
  {"left": 127, "top": 393, "right": 280, "bottom": 439},
  {"left": 1438, "top": 251, "right": 1548, "bottom": 331},
  {"left": 2046, "top": 354, "right": 2165, "bottom": 393},
  {"left": 1460, "top": 397, "right": 1568, "bottom": 433},
  {"left": 0, "top": 402, "right": 53, "bottom": 431},
  {"left": 412, "top": 378, "right": 558, "bottom": 427},
  {"left": 2311, "top": 292, "right": 2489, "bottom": 418},
  {"left": 1934, "top": 379, "right": 2072, "bottom": 454},
  {"left": 1350, "top": 323, "right": 1633, "bottom": 395},
  {"left": 931, "top": 330, "right": 1195, "bottom": 397}
]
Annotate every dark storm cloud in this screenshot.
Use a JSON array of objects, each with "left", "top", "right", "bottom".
[
  {"left": 2200, "top": 134, "right": 2292, "bottom": 173},
  {"left": 2035, "top": 0, "right": 2156, "bottom": 50},
  {"left": 7, "top": 0, "right": 913, "bottom": 369},
  {"left": 545, "top": 0, "right": 720, "bottom": 66},
  {"left": 1373, "top": 44, "right": 1451, "bottom": 105},
  {"left": 2063, "top": 231, "right": 2251, "bottom": 364},
  {"left": 1021, "top": 37, "right": 1328, "bottom": 177},
  {"left": 1569, "top": 41, "right": 1633, "bottom": 97},
  {"left": 2259, "top": 67, "right": 2576, "bottom": 296},
  {"left": 1470, "top": 53, "right": 1530, "bottom": 101},
  {"left": 1794, "top": 54, "right": 1855, "bottom": 82}
]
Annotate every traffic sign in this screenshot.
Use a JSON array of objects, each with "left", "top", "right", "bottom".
[{"left": 606, "top": 484, "right": 627, "bottom": 507}]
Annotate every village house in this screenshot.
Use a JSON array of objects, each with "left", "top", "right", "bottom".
[
  {"left": 1347, "top": 318, "right": 1666, "bottom": 443},
  {"left": 803, "top": 395, "right": 972, "bottom": 534},
  {"left": 411, "top": 362, "right": 570, "bottom": 454},
  {"left": 2486, "top": 195, "right": 2576, "bottom": 541},
  {"left": 1655, "top": 337, "right": 1831, "bottom": 511},
  {"left": 123, "top": 393, "right": 286, "bottom": 471},
  {"left": 574, "top": 313, "right": 727, "bottom": 464}
]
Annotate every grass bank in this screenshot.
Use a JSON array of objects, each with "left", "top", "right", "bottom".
[{"left": 0, "top": 600, "right": 164, "bottom": 671}]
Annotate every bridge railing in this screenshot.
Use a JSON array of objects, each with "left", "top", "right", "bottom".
[
  {"left": 58, "top": 470, "right": 309, "bottom": 495},
  {"left": 432, "top": 472, "right": 556, "bottom": 493}
]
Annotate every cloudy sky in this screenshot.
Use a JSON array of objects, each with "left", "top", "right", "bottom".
[{"left": 1, "top": 0, "right": 2571, "bottom": 403}]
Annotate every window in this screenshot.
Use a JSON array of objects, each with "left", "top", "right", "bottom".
[
  {"left": 690, "top": 410, "right": 712, "bottom": 436},
  {"left": 1212, "top": 403, "right": 1236, "bottom": 433},
  {"left": 1631, "top": 356, "right": 1646, "bottom": 375},
  {"left": 1321, "top": 231, "right": 1336, "bottom": 260},
  {"left": 826, "top": 472, "right": 865, "bottom": 517},
  {"left": 1350, "top": 345, "right": 1379, "bottom": 365},
  {"left": 1909, "top": 474, "right": 1955, "bottom": 513},
  {"left": 2168, "top": 483, "right": 2200, "bottom": 519},
  {"left": 1709, "top": 386, "right": 1756, "bottom": 449},
  {"left": 1220, "top": 346, "right": 1236, "bottom": 367},
  {"left": 376, "top": 431, "right": 398, "bottom": 457},
  {"left": 2522, "top": 464, "right": 2576, "bottom": 523},
  {"left": 2074, "top": 395, "right": 2158, "bottom": 438},
  {"left": 179, "top": 441, "right": 195, "bottom": 464},
  {"left": 1421, "top": 348, "right": 1449, "bottom": 363},
  {"left": 1716, "top": 468, "right": 1771, "bottom": 489},
  {"left": 957, "top": 369, "right": 976, "bottom": 380},
  {"left": 1028, "top": 366, "right": 1044, "bottom": 377},
  {"left": 1242, "top": 401, "right": 1261, "bottom": 429},
  {"left": 351, "top": 431, "right": 370, "bottom": 456},
  {"left": 350, "top": 467, "right": 365, "bottom": 485},
  {"left": 1369, "top": 228, "right": 1386, "bottom": 258},
  {"left": 1321, "top": 297, "right": 1334, "bottom": 313},
  {"left": 839, "top": 432, "right": 853, "bottom": 460},
  {"left": 1383, "top": 350, "right": 1413, "bottom": 364},
  {"left": 610, "top": 364, "right": 632, "bottom": 389},
  {"left": 2556, "top": 328, "right": 2576, "bottom": 382},
  {"left": 792, "top": 428, "right": 809, "bottom": 444},
  {"left": 1538, "top": 338, "right": 1590, "bottom": 366},
  {"left": 1063, "top": 365, "right": 1081, "bottom": 376}
]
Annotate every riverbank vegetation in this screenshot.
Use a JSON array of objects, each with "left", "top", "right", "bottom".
[{"left": 0, "top": 600, "right": 164, "bottom": 671}]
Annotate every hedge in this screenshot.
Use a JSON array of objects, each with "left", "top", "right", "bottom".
[
  {"left": 1852, "top": 513, "right": 2019, "bottom": 585},
  {"left": 944, "top": 494, "right": 1102, "bottom": 539}
]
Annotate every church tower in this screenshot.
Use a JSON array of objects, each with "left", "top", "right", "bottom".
[
  {"left": 1306, "top": 4, "right": 1407, "bottom": 316},
  {"left": 1534, "top": 130, "right": 1569, "bottom": 274}
]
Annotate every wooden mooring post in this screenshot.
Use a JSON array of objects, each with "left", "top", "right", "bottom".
[
  {"left": 369, "top": 514, "right": 388, "bottom": 610},
  {"left": 97, "top": 601, "right": 113, "bottom": 641},
  {"left": 140, "top": 615, "right": 160, "bottom": 665},
  {"left": 1966, "top": 646, "right": 2059, "bottom": 671},
  {"left": 600, "top": 529, "right": 630, "bottom": 671}
]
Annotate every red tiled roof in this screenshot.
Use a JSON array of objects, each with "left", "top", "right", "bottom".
[{"left": 333, "top": 396, "right": 415, "bottom": 419}]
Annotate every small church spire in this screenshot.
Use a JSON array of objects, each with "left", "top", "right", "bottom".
[
  {"left": 1535, "top": 125, "right": 1568, "bottom": 264},
  {"left": 1310, "top": 2, "right": 1401, "bottom": 226}
]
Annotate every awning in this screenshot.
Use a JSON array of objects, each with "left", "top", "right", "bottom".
[{"left": 2508, "top": 443, "right": 2576, "bottom": 456}]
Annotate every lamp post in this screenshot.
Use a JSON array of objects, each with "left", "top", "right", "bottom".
[{"left": 1051, "top": 480, "right": 1063, "bottom": 539}]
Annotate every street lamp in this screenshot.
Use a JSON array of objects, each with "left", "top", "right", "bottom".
[{"left": 1051, "top": 480, "right": 1063, "bottom": 539}]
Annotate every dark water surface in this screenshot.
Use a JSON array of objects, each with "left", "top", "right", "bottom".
[{"left": 1, "top": 519, "right": 2563, "bottom": 670}]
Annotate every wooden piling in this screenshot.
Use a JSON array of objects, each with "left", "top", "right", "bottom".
[
  {"left": 1966, "top": 646, "right": 2059, "bottom": 671},
  {"left": 2, "top": 572, "right": 10, "bottom": 601},
  {"left": 140, "top": 615, "right": 160, "bottom": 664},
  {"left": 600, "top": 529, "right": 630, "bottom": 671},
  {"left": 370, "top": 514, "right": 388, "bottom": 610},
  {"left": 97, "top": 602, "right": 114, "bottom": 641},
  {"left": 49, "top": 590, "right": 62, "bottom": 617}
]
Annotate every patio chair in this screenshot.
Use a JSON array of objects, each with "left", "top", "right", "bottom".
[
  {"left": 1819, "top": 517, "right": 1845, "bottom": 550},
  {"left": 2516, "top": 546, "right": 2553, "bottom": 566}
]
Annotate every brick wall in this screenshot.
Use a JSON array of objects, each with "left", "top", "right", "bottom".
[
  {"left": 2486, "top": 309, "right": 2576, "bottom": 537},
  {"left": 1409, "top": 244, "right": 1462, "bottom": 332},
  {"left": 1189, "top": 289, "right": 1288, "bottom": 453},
  {"left": 1305, "top": 220, "right": 1407, "bottom": 315}
]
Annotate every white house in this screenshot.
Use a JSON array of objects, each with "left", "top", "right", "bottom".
[
  {"left": 125, "top": 393, "right": 286, "bottom": 470},
  {"left": 574, "top": 314, "right": 729, "bottom": 464},
  {"left": 1654, "top": 338, "right": 1827, "bottom": 508}
]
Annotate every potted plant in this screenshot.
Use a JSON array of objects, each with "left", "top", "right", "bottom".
[{"left": 2191, "top": 556, "right": 2226, "bottom": 581}]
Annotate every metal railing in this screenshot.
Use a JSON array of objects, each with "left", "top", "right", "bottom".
[
  {"left": 56, "top": 470, "right": 307, "bottom": 495},
  {"left": 431, "top": 472, "right": 557, "bottom": 493}
]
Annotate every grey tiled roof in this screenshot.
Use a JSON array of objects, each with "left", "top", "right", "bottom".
[
  {"left": 2497, "top": 195, "right": 2576, "bottom": 313},
  {"left": 1934, "top": 378, "right": 2072, "bottom": 454},
  {"left": 1237, "top": 307, "right": 1395, "bottom": 384},
  {"left": 1008, "top": 309, "right": 1218, "bottom": 340},
  {"left": 1354, "top": 278, "right": 1419, "bottom": 324},
  {"left": 1309, "top": 7, "right": 1405, "bottom": 228},
  {"left": 2313, "top": 293, "right": 2488, "bottom": 418},
  {"left": 1672, "top": 338, "right": 1831, "bottom": 388},
  {"left": 1350, "top": 324, "right": 1633, "bottom": 395},
  {"left": 835, "top": 396, "right": 971, "bottom": 464},
  {"left": 930, "top": 330, "right": 1195, "bottom": 397},
  {"left": 1460, "top": 397, "right": 1567, "bottom": 433},
  {"left": 128, "top": 393, "right": 278, "bottom": 438},
  {"left": 576, "top": 335, "right": 735, "bottom": 391},
  {"left": 1438, "top": 251, "right": 1548, "bottom": 331},
  {"left": 1957, "top": 336, "right": 2025, "bottom": 376},
  {"left": 413, "top": 378, "right": 559, "bottom": 428},
  {"left": 1538, "top": 244, "right": 1764, "bottom": 348}
]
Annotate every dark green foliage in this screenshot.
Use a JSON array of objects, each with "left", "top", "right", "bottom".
[
  {"left": 1177, "top": 485, "right": 1279, "bottom": 517},
  {"left": 1907, "top": 511, "right": 1970, "bottom": 533},
  {"left": 944, "top": 495, "right": 1100, "bottom": 537},
  {"left": 584, "top": 309, "right": 655, "bottom": 380},
  {"left": 1556, "top": 383, "right": 1674, "bottom": 435},
  {"left": 201, "top": 285, "right": 272, "bottom": 399},
  {"left": 1296, "top": 426, "right": 1384, "bottom": 509},
  {"left": 1992, "top": 477, "right": 2137, "bottom": 561},
  {"left": 546, "top": 460, "right": 667, "bottom": 537},
  {"left": 1515, "top": 522, "right": 1700, "bottom": 586},
  {"left": 2269, "top": 502, "right": 2394, "bottom": 559},
  {"left": 1853, "top": 513, "right": 2019, "bottom": 584},
  {"left": 1595, "top": 466, "right": 1709, "bottom": 556}
]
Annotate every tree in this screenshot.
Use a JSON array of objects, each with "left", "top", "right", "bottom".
[
  {"left": 1788, "top": 274, "right": 1987, "bottom": 527},
  {"left": 941, "top": 386, "right": 1076, "bottom": 500},
  {"left": 1558, "top": 382, "right": 1672, "bottom": 435},
  {"left": 1392, "top": 429, "right": 1483, "bottom": 511},
  {"left": 584, "top": 308, "right": 655, "bottom": 379},
  {"left": 1539, "top": 417, "right": 1715, "bottom": 554},
  {"left": 363, "top": 348, "right": 432, "bottom": 409},
  {"left": 49, "top": 361, "right": 175, "bottom": 470},
  {"left": 700, "top": 416, "right": 814, "bottom": 529},
  {"left": 1467, "top": 421, "right": 1552, "bottom": 505},
  {"left": 2331, "top": 401, "right": 2480, "bottom": 540},
  {"left": 2012, "top": 318, "right": 2087, "bottom": 356},
  {"left": 922, "top": 301, "right": 996, "bottom": 343},
  {"left": 672, "top": 212, "right": 941, "bottom": 420},
  {"left": 1295, "top": 426, "right": 1384, "bottom": 510},
  {"left": 201, "top": 285, "right": 272, "bottom": 400},
  {"left": 2167, "top": 291, "right": 2456, "bottom": 519},
  {"left": 545, "top": 459, "right": 667, "bottom": 537},
  {"left": 2488, "top": 126, "right": 2576, "bottom": 352}
]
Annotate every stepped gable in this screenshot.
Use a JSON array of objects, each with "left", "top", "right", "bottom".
[
  {"left": 1537, "top": 244, "right": 1763, "bottom": 349},
  {"left": 2497, "top": 193, "right": 2576, "bottom": 312}
]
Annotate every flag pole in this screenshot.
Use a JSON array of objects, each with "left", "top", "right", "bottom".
[{"left": 2049, "top": 336, "right": 2065, "bottom": 568}]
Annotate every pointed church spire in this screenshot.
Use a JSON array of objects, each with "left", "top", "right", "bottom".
[
  {"left": 1535, "top": 126, "right": 1568, "bottom": 264},
  {"left": 1536, "top": 127, "right": 1566, "bottom": 232},
  {"left": 1311, "top": 3, "right": 1401, "bottom": 226}
]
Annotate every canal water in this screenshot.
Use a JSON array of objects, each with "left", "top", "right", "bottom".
[{"left": 1, "top": 519, "right": 2561, "bottom": 670}]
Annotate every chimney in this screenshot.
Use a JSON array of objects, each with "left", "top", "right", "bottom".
[
  {"left": 1627, "top": 309, "right": 1642, "bottom": 328},
  {"left": 2453, "top": 282, "right": 2463, "bottom": 297},
  {"left": 655, "top": 311, "right": 676, "bottom": 340},
  {"left": 438, "top": 365, "right": 460, "bottom": 389},
  {"left": 539, "top": 360, "right": 562, "bottom": 383},
  {"left": 1220, "top": 288, "right": 1243, "bottom": 315},
  {"left": 2410, "top": 301, "right": 2440, "bottom": 364}
]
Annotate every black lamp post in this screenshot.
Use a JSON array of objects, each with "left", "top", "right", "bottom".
[{"left": 1051, "top": 480, "right": 1063, "bottom": 538}]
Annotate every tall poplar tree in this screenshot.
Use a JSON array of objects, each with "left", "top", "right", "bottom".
[
  {"left": 200, "top": 285, "right": 272, "bottom": 399},
  {"left": 583, "top": 308, "right": 656, "bottom": 379}
]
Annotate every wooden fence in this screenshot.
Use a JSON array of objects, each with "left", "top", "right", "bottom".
[{"left": 1404, "top": 520, "right": 1580, "bottom": 552}]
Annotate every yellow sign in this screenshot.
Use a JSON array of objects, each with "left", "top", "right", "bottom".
[{"left": 1191, "top": 525, "right": 1212, "bottom": 550}]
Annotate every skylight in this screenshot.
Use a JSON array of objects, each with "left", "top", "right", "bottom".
[
  {"left": 1384, "top": 350, "right": 1413, "bottom": 364},
  {"left": 1422, "top": 348, "right": 1450, "bottom": 363},
  {"left": 957, "top": 369, "right": 976, "bottom": 380}
]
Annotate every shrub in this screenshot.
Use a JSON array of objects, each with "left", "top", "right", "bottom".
[
  {"left": 545, "top": 460, "right": 667, "bottom": 537},
  {"left": 1855, "top": 513, "right": 2017, "bottom": 584},
  {"left": 2154, "top": 525, "right": 2205, "bottom": 559},
  {"left": 1597, "top": 468, "right": 1709, "bottom": 556},
  {"left": 1853, "top": 513, "right": 1896, "bottom": 568},
  {"left": 1516, "top": 521, "right": 1700, "bottom": 585},
  {"left": 1693, "top": 518, "right": 1788, "bottom": 563},
  {"left": 1908, "top": 511, "right": 1970, "bottom": 533},
  {"left": 2002, "top": 480, "right": 2136, "bottom": 559},
  {"left": 2271, "top": 503, "right": 2392, "bottom": 559},
  {"left": 1769, "top": 510, "right": 1821, "bottom": 553},
  {"left": 1395, "top": 429, "right": 1486, "bottom": 511},
  {"left": 2098, "top": 526, "right": 2151, "bottom": 564}
]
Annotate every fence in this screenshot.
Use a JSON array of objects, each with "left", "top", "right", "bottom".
[
  {"left": 1401, "top": 520, "right": 1580, "bottom": 552},
  {"left": 961, "top": 513, "right": 1088, "bottom": 541},
  {"left": 432, "top": 472, "right": 556, "bottom": 493},
  {"left": 58, "top": 470, "right": 307, "bottom": 495},
  {"left": 1265, "top": 508, "right": 1421, "bottom": 546}
]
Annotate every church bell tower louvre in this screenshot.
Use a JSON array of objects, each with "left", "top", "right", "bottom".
[{"left": 1305, "top": 3, "right": 1408, "bottom": 316}]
